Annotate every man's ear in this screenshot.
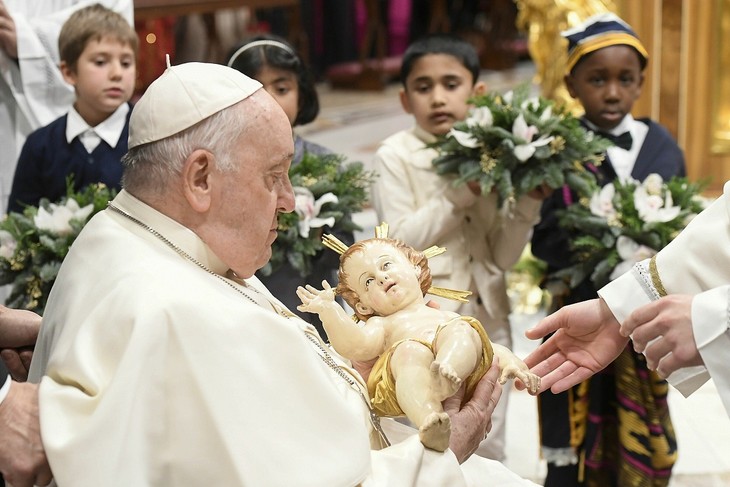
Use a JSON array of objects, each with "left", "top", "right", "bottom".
[
  {"left": 355, "top": 302, "right": 373, "bottom": 316},
  {"left": 181, "top": 149, "right": 215, "bottom": 213},
  {"left": 60, "top": 61, "right": 76, "bottom": 86}
]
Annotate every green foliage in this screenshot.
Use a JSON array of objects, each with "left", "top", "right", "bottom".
[
  {"left": 429, "top": 84, "right": 611, "bottom": 208},
  {"left": 257, "top": 152, "right": 377, "bottom": 278},
  {"left": 551, "top": 175, "right": 710, "bottom": 289},
  {"left": 0, "top": 180, "right": 117, "bottom": 314}
]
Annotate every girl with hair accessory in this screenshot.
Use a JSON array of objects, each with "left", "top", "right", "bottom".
[
  {"left": 225, "top": 34, "right": 353, "bottom": 338},
  {"left": 296, "top": 224, "right": 540, "bottom": 452},
  {"left": 226, "top": 34, "right": 329, "bottom": 164}
]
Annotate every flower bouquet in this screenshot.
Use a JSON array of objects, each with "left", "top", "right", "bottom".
[
  {"left": 551, "top": 174, "right": 710, "bottom": 290},
  {"left": 0, "top": 181, "right": 117, "bottom": 313},
  {"left": 258, "top": 152, "right": 376, "bottom": 278},
  {"left": 431, "top": 84, "right": 612, "bottom": 208}
]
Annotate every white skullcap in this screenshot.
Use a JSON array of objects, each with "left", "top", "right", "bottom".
[{"left": 128, "top": 59, "right": 262, "bottom": 149}]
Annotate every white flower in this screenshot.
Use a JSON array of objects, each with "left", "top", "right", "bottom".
[
  {"left": 642, "top": 173, "right": 664, "bottom": 195},
  {"left": 520, "top": 97, "right": 540, "bottom": 112},
  {"left": 633, "top": 186, "right": 681, "bottom": 223},
  {"left": 609, "top": 236, "right": 657, "bottom": 280},
  {"left": 449, "top": 128, "right": 480, "bottom": 148},
  {"left": 511, "top": 113, "right": 554, "bottom": 162},
  {"left": 502, "top": 90, "right": 514, "bottom": 104},
  {"left": 293, "top": 187, "right": 338, "bottom": 238},
  {"left": 539, "top": 105, "right": 553, "bottom": 122},
  {"left": 465, "top": 106, "right": 493, "bottom": 128},
  {"left": 589, "top": 183, "right": 617, "bottom": 218},
  {"left": 33, "top": 198, "right": 94, "bottom": 236},
  {"left": 0, "top": 230, "right": 16, "bottom": 260}
]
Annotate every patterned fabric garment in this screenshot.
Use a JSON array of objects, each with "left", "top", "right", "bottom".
[{"left": 575, "top": 346, "right": 677, "bottom": 487}]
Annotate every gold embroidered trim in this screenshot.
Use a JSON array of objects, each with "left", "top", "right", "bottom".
[{"left": 648, "top": 255, "right": 667, "bottom": 297}]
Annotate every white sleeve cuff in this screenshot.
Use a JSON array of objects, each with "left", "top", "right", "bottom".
[{"left": 0, "top": 374, "right": 10, "bottom": 405}]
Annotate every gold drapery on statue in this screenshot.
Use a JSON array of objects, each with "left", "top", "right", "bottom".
[{"left": 514, "top": 0, "right": 617, "bottom": 113}]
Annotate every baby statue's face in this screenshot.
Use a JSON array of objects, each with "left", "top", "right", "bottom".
[{"left": 343, "top": 241, "right": 423, "bottom": 317}]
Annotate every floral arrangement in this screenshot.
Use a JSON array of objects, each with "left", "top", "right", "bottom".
[
  {"left": 551, "top": 174, "right": 710, "bottom": 290},
  {"left": 430, "top": 84, "right": 612, "bottom": 208},
  {"left": 0, "top": 182, "right": 117, "bottom": 313},
  {"left": 257, "top": 152, "right": 376, "bottom": 278}
]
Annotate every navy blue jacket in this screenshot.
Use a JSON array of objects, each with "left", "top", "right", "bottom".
[{"left": 8, "top": 106, "right": 130, "bottom": 213}]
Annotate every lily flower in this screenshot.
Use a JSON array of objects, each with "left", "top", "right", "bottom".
[
  {"left": 641, "top": 173, "right": 664, "bottom": 195},
  {"left": 466, "top": 106, "right": 493, "bottom": 128},
  {"left": 512, "top": 113, "right": 554, "bottom": 162},
  {"left": 633, "top": 186, "right": 681, "bottom": 223},
  {"left": 449, "top": 128, "right": 480, "bottom": 148},
  {"left": 34, "top": 198, "right": 94, "bottom": 236},
  {"left": 589, "top": 183, "right": 617, "bottom": 219},
  {"left": 293, "top": 187, "right": 338, "bottom": 238},
  {"left": 609, "top": 235, "right": 657, "bottom": 281}
]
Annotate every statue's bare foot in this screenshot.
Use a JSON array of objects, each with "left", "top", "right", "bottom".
[
  {"left": 431, "top": 361, "right": 462, "bottom": 400},
  {"left": 419, "top": 412, "right": 451, "bottom": 451}
]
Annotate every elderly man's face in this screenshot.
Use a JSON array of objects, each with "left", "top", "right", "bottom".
[{"left": 208, "top": 91, "right": 295, "bottom": 277}]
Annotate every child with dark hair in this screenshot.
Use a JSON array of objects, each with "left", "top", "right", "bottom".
[
  {"left": 226, "top": 34, "right": 352, "bottom": 337},
  {"left": 370, "top": 32, "right": 547, "bottom": 461},
  {"left": 531, "top": 13, "right": 684, "bottom": 487},
  {"left": 227, "top": 34, "right": 328, "bottom": 164},
  {"left": 8, "top": 3, "right": 137, "bottom": 213}
]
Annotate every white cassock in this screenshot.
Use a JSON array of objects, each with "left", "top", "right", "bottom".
[
  {"left": 599, "top": 180, "right": 730, "bottom": 417},
  {"left": 28, "top": 190, "right": 538, "bottom": 486},
  {"left": 0, "top": 0, "right": 132, "bottom": 214}
]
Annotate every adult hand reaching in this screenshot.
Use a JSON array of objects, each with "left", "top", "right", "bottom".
[
  {"left": 0, "top": 306, "right": 41, "bottom": 381},
  {"left": 621, "top": 294, "right": 703, "bottom": 378},
  {"left": 523, "top": 298, "right": 629, "bottom": 393}
]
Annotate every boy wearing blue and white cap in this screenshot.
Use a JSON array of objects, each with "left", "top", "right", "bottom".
[{"left": 531, "top": 12, "right": 685, "bottom": 487}]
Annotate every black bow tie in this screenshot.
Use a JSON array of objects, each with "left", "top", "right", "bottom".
[{"left": 598, "top": 130, "right": 633, "bottom": 151}]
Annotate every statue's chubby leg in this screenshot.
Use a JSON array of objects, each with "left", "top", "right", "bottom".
[{"left": 390, "top": 341, "right": 451, "bottom": 451}]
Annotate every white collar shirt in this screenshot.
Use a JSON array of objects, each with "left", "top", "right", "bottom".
[
  {"left": 585, "top": 114, "right": 649, "bottom": 182},
  {"left": 65, "top": 103, "right": 129, "bottom": 154}
]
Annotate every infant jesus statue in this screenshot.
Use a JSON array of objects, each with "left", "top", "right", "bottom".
[{"left": 296, "top": 223, "right": 540, "bottom": 452}]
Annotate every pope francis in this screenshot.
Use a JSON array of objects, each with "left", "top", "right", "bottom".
[{"left": 26, "top": 61, "right": 538, "bottom": 486}]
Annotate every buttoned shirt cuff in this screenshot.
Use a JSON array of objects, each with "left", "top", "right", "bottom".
[{"left": 0, "top": 374, "right": 10, "bottom": 405}]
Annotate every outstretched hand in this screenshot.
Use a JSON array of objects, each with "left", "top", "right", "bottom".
[
  {"left": 296, "top": 281, "right": 336, "bottom": 314},
  {"left": 443, "top": 358, "right": 502, "bottom": 463},
  {"left": 522, "top": 298, "right": 628, "bottom": 393},
  {"left": 490, "top": 343, "right": 540, "bottom": 395}
]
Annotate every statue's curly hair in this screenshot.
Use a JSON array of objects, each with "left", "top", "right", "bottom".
[{"left": 336, "top": 238, "right": 432, "bottom": 322}]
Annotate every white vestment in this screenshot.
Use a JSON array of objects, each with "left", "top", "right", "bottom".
[
  {"left": 28, "top": 190, "right": 537, "bottom": 486},
  {"left": 599, "top": 180, "right": 730, "bottom": 417},
  {"left": 0, "top": 0, "right": 132, "bottom": 214}
]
